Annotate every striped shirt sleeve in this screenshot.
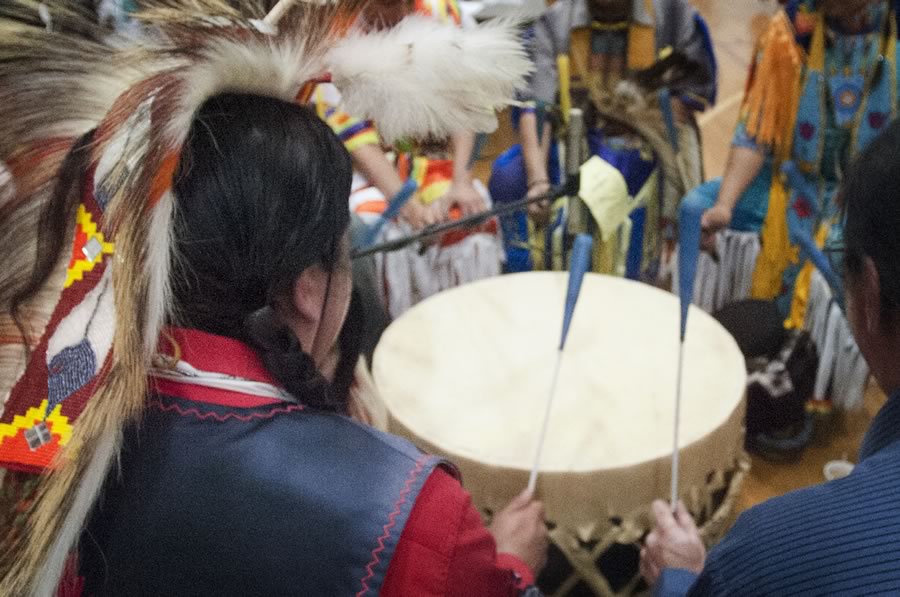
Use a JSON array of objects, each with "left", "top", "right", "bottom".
[
  {"left": 313, "top": 86, "right": 381, "bottom": 153},
  {"left": 321, "top": 107, "right": 381, "bottom": 153}
]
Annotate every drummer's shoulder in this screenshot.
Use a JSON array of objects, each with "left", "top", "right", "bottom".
[
  {"left": 318, "top": 415, "right": 472, "bottom": 499},
  {"left": 328, "top": 411, "right": 448, "bottom": 465},
  {"left": 403, "top": 465, "right": 472, "bottom": 537},
  {"left": 292, "top": 414, "right": 474, "bottom": 515},
  {"left": 724, "top": 474, "right": 864, "bottom": 544},
  {"left": 384, "top": 466, "right": 528, "bottom": 595},
  {"left": 737, "top": 445, "right": 900, "bottom": 526},
  {"left": 700, "top": 454, "right": 900, "bottom": 587},
  {"left": 393, "top": 468, "right": 538, "bottom": 595},
  {"left": 254, "top": 405, "right": 422, "bottom": 460}
]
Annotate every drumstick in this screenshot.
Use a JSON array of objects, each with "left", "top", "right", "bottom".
[
  {"left": 527, "top": 233, "right": 594, "bottom": 495},
  {"left": 352, "top": 177, "right": 580, "bottom": 259},
  {"left": 672, "top": 202, "right": 704, "bottom": 510}
]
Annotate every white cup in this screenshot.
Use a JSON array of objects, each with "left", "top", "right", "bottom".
[{"left": 823, "top": 460, "right": 855, "bottom": 482}]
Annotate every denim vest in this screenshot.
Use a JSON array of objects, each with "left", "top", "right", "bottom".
[{"left": 79, "top": 393, "right": 448, "bottom": 596}]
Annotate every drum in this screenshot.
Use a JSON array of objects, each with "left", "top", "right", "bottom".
[{"left": 373, "top": 272, "right": 749, "bottom": 596}]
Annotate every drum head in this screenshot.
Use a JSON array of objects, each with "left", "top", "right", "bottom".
[{"left": 374, "top": 272, "right": 746, "bottom": 530}]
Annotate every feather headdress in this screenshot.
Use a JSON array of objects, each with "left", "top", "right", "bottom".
[{"left": 0, "top": 1, "right": 530, "bottom": 593}]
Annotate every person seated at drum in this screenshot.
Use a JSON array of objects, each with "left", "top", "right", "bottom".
[
  {"left": 495, "top": 0, "right": 716, "bottom": 276},
  {"left": 675, "top": 0, "right": 893, "bottom": 421},
  {"left": 688, "top": 0, "right": 896, "bottom": 305},
  {"left": 324, "top": 0, "right": 488, "bottom": 227},
  {"left": 317, "top": 0, "right": 504, "bottom": 319},
  {"left": 641, "top": 119, "right": 900, "bottom": 595},
  {"left": 7, "top": 94, "right": 548, "bottom": 594}
]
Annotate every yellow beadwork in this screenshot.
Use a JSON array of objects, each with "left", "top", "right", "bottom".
[
  {"left": 0, "top": 400, "right": 74, "bottom": 448},
  {"left": 64, "top": 205, "right": 114, "bottom": 289}
]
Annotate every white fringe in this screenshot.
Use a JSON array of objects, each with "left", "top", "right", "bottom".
[
  {"left": 164, "top": 37, "right": 323, "bottom": 147},
  {"left": 378, "top": 224, "right": 416, "bottom": 318},
  {"left": 377, "top": 230, "right": 504, "bottom": 320},
  {"left": 371, "top": 180, "right": 504, "bottom": 318},
  {"left": 143, "top": 192, "right": 176, "bottom": 357},
  {"left": 0, "top": 161, "right": 14, "bottom": 206},
  {"left": 674, "top": 235, "right": 871, "bottom": 411},
  {"left": 805, "top": 270, "right": 870, "bottom": 411},
  {"left": 671, "top": 230, "right": 760, "bottom": 314}
]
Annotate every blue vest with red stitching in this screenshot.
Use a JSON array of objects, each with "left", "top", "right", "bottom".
[{"left": 78, "top": 391, "right": 448, "bottom": 596}]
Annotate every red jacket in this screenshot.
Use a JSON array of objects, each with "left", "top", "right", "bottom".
[{"left": 383, "top": 467, "right": 535, "bottom": 596}]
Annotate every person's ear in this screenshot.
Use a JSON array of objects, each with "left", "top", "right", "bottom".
[
  {"left": 291, "top": 267, "right": 327, "bottom": 325},
  {"left": 861, "top": 256, "right": 883, "bottom": 334}
]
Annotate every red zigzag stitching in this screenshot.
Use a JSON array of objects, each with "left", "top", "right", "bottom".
[
  {"left": 148, "top": 399, "right": 304, "bottom": 422},
  {"left": 356, "top": 456, "right": 429, "bottom": 596}
]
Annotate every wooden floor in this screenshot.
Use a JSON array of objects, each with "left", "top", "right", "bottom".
[
  {"left": 737, "top": 383, "right": 884, "bottom": 512},
  {"left": 473, "top": 0, "right": 885, "bottom": 516}
]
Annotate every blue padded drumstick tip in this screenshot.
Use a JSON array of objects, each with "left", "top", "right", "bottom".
[
  {"left": 560, "top": 234, "right": 593, "bottom": 350},
  {"left": 678, "top": 201, "right": 704, "bottom": 341},
  {"left": 361, "top": 179, "right": 419, "bottom": 249}
]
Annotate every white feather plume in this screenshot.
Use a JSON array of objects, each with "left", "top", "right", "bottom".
[
  {"left": 327, "top": 16, "right": 532, "bottom": 142},
  {"left": 163, "top": 37, "right": 325, "bottom": 147},
  {"left": 34, "top": 429, "right": 118, "bottom": 597},
  {"left": 143, "top": 191, "right": 176, "bottom": 358}
]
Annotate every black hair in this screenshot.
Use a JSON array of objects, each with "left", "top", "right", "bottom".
[
  {"left": 842, "top": 118, "right": 900, "bottom": 327},
  {"left": 170, "top": 93, "right": 353, "bottom": 410},
  {"left": 331, "top": 289, "right": 366, "bottom": 403}
]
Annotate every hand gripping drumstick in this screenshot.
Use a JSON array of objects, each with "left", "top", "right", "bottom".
[
  {"left": 672, "top": 202, "right": 704, "bottom": 510},
  {"left": 527, "top": 234, "right": 594, "bottom": 495}
]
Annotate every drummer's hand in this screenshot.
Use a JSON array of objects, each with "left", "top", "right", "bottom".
[
  {"left": 400, "top": 198, "right": 442, "bottom": 230},
  {"left": 526, "top": 180, "right": 552, "bottom": 227},
  {"left": 443, "top": 179, "right": 487, "bottom": 218},
  {"left": 489, "top": 489, "right": 549, "bottom": 575},
  {"left": 700, "top": 204, "right": 732, "bottom": 252},
  {"left": 640, "top": 500, "right": 706, "bottom": 586}
]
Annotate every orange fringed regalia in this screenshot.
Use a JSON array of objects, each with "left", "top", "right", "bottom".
[{"left": 747, "top": 11, "right": 807, "bottom": 300}]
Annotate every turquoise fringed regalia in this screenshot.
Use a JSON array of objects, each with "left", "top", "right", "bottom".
[{"left": 677, "top": 0, "right": 898, "bottom": 413}]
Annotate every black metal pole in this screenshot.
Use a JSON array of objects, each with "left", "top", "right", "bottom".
[{"left": 351, "top": 175, "right": 580, "bottom": 260}]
